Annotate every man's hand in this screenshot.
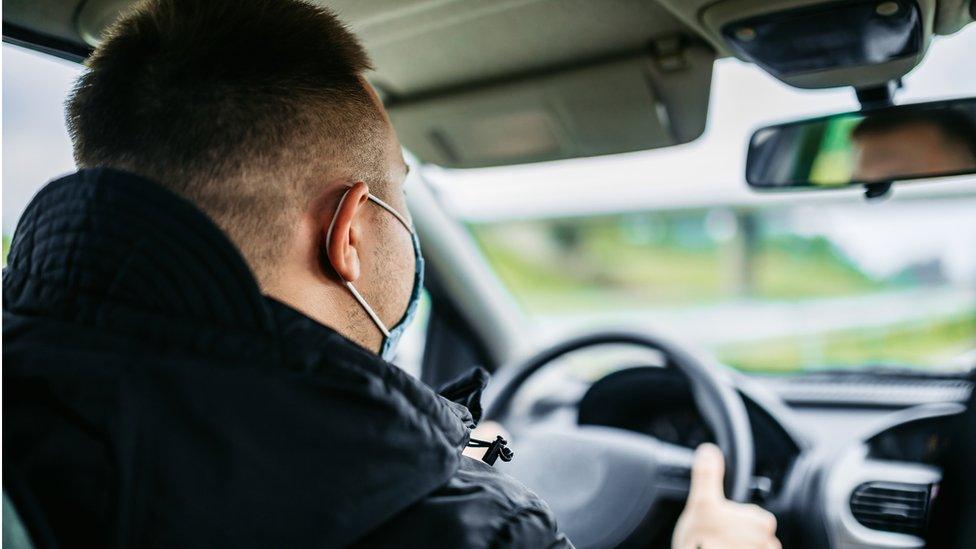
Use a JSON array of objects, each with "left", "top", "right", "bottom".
[{"left": 672, "top": 443, "right": 780, "bottom": 549}]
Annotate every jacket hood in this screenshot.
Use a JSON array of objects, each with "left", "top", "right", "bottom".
[{"left": 4, "top": 168, "right": 476, "bottom": 547}]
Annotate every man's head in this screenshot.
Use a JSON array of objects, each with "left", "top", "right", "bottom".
[
  {"left": 67, "top": 0, "right": 417, "bottom": 354},
  {"left": 850, "top": 109, "right": 976, "bottom": 183}
]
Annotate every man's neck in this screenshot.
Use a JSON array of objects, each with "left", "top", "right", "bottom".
[{"left": 263, "top": 277, "right": 382, "bottom": 355}]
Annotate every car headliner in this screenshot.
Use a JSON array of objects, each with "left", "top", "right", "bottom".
[
  {"left": 1, "top": 0, "right": 719, "bottom": 168},
  {"left": 3, "top": 0, "right": 973, "bottom": 169},
  {"left": 4, "top": 1, "right": 699, "bottom": 94}
]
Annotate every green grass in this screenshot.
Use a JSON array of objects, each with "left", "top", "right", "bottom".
[
  {"left": 469, "top": 214, "right": 885, "bottom": 315},
  {"left": 717, "top": 313, "right": 976, "bottom": 373},
  {"left": 472, "top": 231, "right": 723, "bottom": 313},
  {"left": 467, "top": 211, "right": 972, "bottom": 372},
  {"left": 755, "top": 238, "right": 881, "bottom": 298},
  {"left": 2, "top": 234, "right": 10, "bottom": 267}
]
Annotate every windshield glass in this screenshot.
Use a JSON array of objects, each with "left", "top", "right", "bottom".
[{"left": 425, "top": 27, "right": 976, "bottom": 374}]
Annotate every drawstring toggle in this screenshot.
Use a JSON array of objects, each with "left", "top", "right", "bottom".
[{"left": 467, "top": 435, "right": 514, "bottom": 466}]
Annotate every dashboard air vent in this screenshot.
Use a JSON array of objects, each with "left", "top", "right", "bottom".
[{"left": 850, "top": 481, "right": 931, "bottom": 536}]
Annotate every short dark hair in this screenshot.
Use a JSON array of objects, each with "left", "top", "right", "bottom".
[
  {"left": 852, "top": 108, "right": 976, "bottom": 159},
  {"left": 67, "top": 0, "right": 384, "bottom": 284}
]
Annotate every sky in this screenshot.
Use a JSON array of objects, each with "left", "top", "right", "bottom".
[{"left": 2, "top": 46, "right": 82, "bottom": 234}]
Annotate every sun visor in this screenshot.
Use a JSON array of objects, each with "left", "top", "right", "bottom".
[{"left": 385, "top": 45, "right": 714, "bottom": 169}]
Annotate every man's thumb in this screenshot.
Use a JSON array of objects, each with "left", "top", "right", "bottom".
[{"left": 688, "top": 443, "right": 725, "bottom": 503}]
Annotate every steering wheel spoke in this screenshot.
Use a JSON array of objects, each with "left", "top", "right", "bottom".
[
  {"left": 498, "top": 424, "right": 697, "bottom": 547},
  {"left": 649, "top": 440, "right": 695, "bottom": 501}
]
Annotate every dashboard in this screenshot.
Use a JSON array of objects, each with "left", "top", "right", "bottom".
[
  {"left": 819, "top": 402, "right": 964, "bottom": 548},
  {"left": 867, "top": 412, "right": 955, "bottom": 465},
  {"left": 537, "top": 364, "right": 974, "bottom": 548}
]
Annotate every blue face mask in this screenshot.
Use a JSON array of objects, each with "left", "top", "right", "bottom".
[
  {"left": 380, "top": 227, "right": 424, "bottom": 361},
  {"left": 327, "top": 187, "right": 424, "bottom": 362}
]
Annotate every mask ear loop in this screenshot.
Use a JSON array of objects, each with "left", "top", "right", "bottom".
[
  {"left": 324, "top": 186, "right": 414, "bottom": 339},
  {"left": 363, "top": 191, "right": 413, "bottom": 232}
]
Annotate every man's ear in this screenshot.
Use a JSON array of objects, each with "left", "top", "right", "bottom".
[{"left": 324, "top": 181, "right": 370, "bottom": 283}]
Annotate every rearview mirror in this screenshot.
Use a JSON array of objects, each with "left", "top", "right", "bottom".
[{"left": 746, "top": 98, "right": 976, "bottom": 192}]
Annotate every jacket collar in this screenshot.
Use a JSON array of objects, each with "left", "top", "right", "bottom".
[
  {"left": 267, "top": 297, "right": 476, "bottom": 444},
  {"left": 4, "top": 168, "right": 275, "bottom": 338}
]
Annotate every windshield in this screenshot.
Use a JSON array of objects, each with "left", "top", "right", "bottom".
[{"left": 425, "top": 28, "right": 976, "bottom": 375}]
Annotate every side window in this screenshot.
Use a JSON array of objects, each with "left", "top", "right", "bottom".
[{"left": 2, "top": 44, "right": 83, "bottom": 263}]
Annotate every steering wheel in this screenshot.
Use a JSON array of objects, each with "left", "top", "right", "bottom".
[{"left": 482, "top": 330, "right": 754, "bottom": 548}]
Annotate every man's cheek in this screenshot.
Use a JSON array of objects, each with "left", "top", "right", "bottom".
[{"left": 397, "top": 238, "right": 416, "bottom": 310}]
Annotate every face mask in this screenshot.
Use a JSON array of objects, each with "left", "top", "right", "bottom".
[{"left": 326, "top": 186, "right": 424, "bottom": 362}]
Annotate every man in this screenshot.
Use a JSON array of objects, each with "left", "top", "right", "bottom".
[
  {"left": 851, "top": 109, "right": 976, "bottom": 183},
  {"left": 3, "top": 0, "right": 779, "bottom": 547}
]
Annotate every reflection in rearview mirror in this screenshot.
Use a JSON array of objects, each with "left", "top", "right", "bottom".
[{"left": 746, "top": 98, "right": 976, "bottom": 190}]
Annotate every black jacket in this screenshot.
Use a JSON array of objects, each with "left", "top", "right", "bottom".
[{"left": 3, "top": 168, "right": 570, "bottom": 548}]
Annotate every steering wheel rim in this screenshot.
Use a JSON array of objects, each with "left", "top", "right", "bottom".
[{"left": 483, "top": 329, "right": 754, "bottom": 503}]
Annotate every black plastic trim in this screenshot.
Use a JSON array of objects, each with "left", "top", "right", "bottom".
[
  {"left": 2, "top": 23, "right": 91, "bottom": 63},
  {"left": 420, "top": 265, "right": 496, "bottom": 388}
]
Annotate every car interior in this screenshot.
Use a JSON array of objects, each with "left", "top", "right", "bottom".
[{"left": 4, "top": 0, "right": 976, "bottom": 548}]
